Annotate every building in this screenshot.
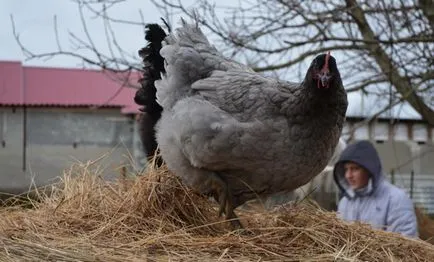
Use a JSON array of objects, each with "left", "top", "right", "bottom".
[{"left": 0, "top": 61, "right": 144, "bottom": 196}]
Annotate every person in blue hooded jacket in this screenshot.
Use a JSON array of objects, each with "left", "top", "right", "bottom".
[{"left": 333, "top": 140, "right": 418, "bottom": 238}]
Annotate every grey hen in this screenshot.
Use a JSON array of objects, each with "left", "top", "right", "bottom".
[{"left": 154, "top": 19, "right": 348, "bottom": 227}]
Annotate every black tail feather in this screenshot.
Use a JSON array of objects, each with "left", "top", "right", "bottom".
[
  {"left": 134, "top": 23, "right": 168, "bottom": 166},
  {"left": 134, "top": 23, "right": 167, "bottom": 110}
]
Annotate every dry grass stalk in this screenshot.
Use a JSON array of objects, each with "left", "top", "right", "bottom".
[{"left": 0, "top": 159, "right": 433, "bottom": 262}]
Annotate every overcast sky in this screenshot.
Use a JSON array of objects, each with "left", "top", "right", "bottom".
[
  {"left": 1, "top": 0, "right": 191, "bottom": 67},
  {"left": 0, "top": 0, "right": 422, "bottom": 119}
]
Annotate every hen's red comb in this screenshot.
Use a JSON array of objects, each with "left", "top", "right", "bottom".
[{"left": 323, "top": 51, "right": 331, "bottom": 72}]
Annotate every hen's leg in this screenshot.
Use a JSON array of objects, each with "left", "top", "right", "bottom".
[{"left": 208, "top": 172, "right": 242, "bottom": 229}]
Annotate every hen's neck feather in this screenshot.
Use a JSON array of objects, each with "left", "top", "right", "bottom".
[{"left": 277, "top": 74, "right": 347, "bottom": 120}]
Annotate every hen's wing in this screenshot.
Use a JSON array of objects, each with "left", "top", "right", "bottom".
[
  {"left": 169, "top": 69, "right": 306, "bottom": 171},
  {"left": 191, "top": 70, "right": 301, "bottom": 120},
  {"left": 155, "top": 21, "right": 254, "bottom": 110}
]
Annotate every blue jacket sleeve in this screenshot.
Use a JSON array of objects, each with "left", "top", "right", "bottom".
[
  {"left": 386, "top": 190, "right": 419, "bottom": 238},
  {"left": 337, "top": 197, "right": 348, "bottom": 220}
]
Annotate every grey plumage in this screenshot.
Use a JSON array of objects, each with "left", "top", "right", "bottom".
[{"left": 154, "top": 19, "right": 348, "bottom": 227}]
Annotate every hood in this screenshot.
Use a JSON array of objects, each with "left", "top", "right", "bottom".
[{"left": 333, "top": 140, "right": 383, "bottom": 199}]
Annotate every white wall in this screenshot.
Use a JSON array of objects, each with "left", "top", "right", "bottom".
[{"left": 0, "top": 107, "right": 138, "bottom": 195}]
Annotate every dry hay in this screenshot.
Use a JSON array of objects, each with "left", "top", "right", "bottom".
[{"left": 0, "top": 160, "right": 433, "bottom": 262}]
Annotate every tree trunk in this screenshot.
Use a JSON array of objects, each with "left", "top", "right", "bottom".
[
  {"left": 419, "top": 0, "right": 434, "bottom": 31},
  {"left": 345, "top": 0, "right": 434, "bottom": 126}
]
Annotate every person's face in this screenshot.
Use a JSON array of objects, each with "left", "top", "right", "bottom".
[{"left": 344, "top": 162, "right": 370, "bottom": 190}]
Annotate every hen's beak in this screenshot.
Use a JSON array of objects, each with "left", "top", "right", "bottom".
[
  {"left": 319, "top": 72, "right": 331, "bottom": 88},
  {"left": 317, "top": 51, "right": 331, "bottom": 88}
]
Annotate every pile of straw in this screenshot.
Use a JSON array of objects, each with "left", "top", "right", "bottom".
[{"left": 0, "top": 160, "right": 433, "bottom": 261}]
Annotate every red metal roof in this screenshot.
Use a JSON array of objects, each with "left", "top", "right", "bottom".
[{"left": 0, "top": 61, "right": 141, "bottom": 114}]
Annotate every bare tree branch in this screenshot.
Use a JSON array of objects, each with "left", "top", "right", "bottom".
[
  {"left": 156, "top": 0, "right": 433, "bottom": 124},
  {"left": 253, "top": 45, "right": 365, "bottom": 72},
  {"left": 11, "top": 0, "right": 434, "bottom": 125},
  {"left": 345, "top": 0, "right": 434, "bottom": 125}
]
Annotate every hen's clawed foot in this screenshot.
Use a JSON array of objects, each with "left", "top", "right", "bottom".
[{"left": 209, "top": 172, "right": 243, "bottom": 230}]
